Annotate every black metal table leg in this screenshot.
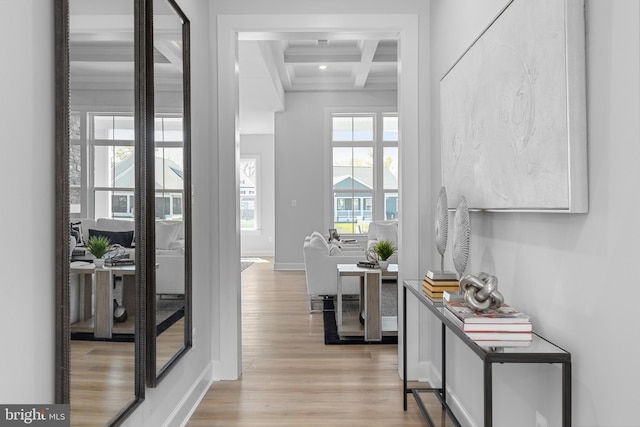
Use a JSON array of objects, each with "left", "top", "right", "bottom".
[
  {"left": 562, "top": 362, "right": 571, "bottom": 427},
  {"left": 441, "top": 322, "right": 446, "bottom": 402},
  {"left": 403, "top": 285, "right": 407, "bottom": 410},
  {"left": 484, "top": 362, "right": 492, "bottom": 427}
]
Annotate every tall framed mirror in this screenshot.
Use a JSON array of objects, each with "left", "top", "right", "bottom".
[
  {"left": 147, "top": 0, "right": 192, "bottom": 385},
  {"left": 55, "top": 0, "right": 148, "bottom": 424}
]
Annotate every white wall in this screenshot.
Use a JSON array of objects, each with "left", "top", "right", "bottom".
[
  {"left": 273, "top": 91, "right": 397, "bottom": 269},
  {"left": 427, "top": 1, "right": 640, "bottom": 426},
  {"left": 0, "top": 0, "right": 55, "bottom": 404},
  {"left": 240, "top": 134, "right": 275, "bottom": 256},
  {"left": 121, "top": 0, "right": 217, "bottom": 425}
]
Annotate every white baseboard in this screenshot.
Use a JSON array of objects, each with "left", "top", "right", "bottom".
[
  {"left": 273, "top": 262, "right": 305, "bottom": 271},
  {"left": 162, "top": 362, "right": 214, "bottom": 427},
  {"left": 240, "top": 250, "right": 274, "bottom": 257}
]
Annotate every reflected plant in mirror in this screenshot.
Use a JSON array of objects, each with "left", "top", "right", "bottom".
[{"left": 57, "top": 0, "right": 145, "bottom": 424}]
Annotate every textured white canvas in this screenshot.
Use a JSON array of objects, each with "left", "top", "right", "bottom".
[{"left": 441, "top": 0, "right": 587, "bottom": 211}]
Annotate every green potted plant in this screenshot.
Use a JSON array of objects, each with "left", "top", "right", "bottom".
[
  {"left": 373, "top": 239, "right": 396, "bottom": 269},
  {"left": 86, "top": 235, "right": 111, "bottom": 268}
]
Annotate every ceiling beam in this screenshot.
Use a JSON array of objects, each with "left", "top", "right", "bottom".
[
  {"left": 256, "top": 41, "right": 286, "bottom": 111},
  {"left": 353, "top": 40, "right": 379, "bottom": 89}
]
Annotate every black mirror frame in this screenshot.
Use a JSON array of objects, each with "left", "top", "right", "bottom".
[
  {"left": 55, "top": 0, "right": 149, "bottom": 424},
  {"left": 146, "top": 0, "right": 192, "bottom": 388}
]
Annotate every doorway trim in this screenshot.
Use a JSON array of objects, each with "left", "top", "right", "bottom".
[{"left": 217, "top": 13, "right": 421, "bottom": 380}]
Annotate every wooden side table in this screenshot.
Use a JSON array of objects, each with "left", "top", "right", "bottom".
[
  {"left": 94, "top": 265, "right": 136, "bottom": 339},
  {"left": 336, "top": 264, "right": 398, "bottom": 341}
]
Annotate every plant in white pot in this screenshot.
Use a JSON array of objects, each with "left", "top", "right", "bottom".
[
  {"left": 373, "top": 239, "right": 396, "bottom": 269},
  {"left": 86, "top": 235, "right": 111, "bottom": 267}
]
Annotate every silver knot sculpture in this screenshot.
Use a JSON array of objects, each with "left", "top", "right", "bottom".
[{"left": 459, "top": 272, "right": 504, "bottom": 311}]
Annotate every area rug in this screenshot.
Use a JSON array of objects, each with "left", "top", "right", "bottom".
[
  {"left": 241, "top": 261, "right": 254, "bottom": 272},
  {"left": 71, "top": 296, "right": 184, "bottom": 342},
  {"left": 323, "top": 281, "right": 398, "bottom": 345}
]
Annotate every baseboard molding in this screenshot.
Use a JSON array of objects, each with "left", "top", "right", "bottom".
[
  {"left": 240, "top": 250, "right": 274, "bottom": 257},
  {"left": 273, "top": 262, "right": 305, "bottom": 271},
  {"left": 163, "top": 362, "right": 214, "bottom": 427},
  {"left": 418, "top": 361, "right": 478, "bottom": 427}
]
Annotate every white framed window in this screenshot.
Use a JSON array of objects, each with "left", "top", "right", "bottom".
[
  {"left": 71, "top": 112, "right": 184, "bottom": 220},
  {"left": 240, "top": 156, "right": 259, "bottom": 231},
  {"left": 329, "top": 111, "right": 398, "bottom": 235}
]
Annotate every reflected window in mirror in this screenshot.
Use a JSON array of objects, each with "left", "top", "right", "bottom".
[{"left": 149, "top": 0, "right": 192, "bottom": 385}]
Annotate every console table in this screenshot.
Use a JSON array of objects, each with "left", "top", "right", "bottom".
[{"left": 403, "top": 280, "right": 571, "bottom": 427}]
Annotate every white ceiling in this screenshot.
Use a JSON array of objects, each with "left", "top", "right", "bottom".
[{"left": 239, "top": 34, "right": 398, "bottom": 134}]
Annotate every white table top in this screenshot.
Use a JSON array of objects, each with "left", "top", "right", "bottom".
[{"left": 337, "top": 263, "right": 398, "bottom": 274}]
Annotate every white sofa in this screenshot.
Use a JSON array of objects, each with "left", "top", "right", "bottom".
[
  {"left": 366, "top": 220, "right": 399, "bottom": 264},
  {"left": 302, "top": 231, "right": 364, "bottom": 312}
]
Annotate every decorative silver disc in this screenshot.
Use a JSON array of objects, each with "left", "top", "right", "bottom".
[{"left": 452, "top": 195, "right": 470, "bottom": 278}]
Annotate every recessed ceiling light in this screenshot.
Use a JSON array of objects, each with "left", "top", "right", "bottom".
[{"left": 318, "top": 65, "right": 327, "bottom": 70}]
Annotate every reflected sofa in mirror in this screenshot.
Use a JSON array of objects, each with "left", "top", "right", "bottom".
[
  {"left": 148, "top": 0, "right": 192, "bottom": 386},
  {"left": 56, "top": 0, "right": 146, "bottom": 424}
]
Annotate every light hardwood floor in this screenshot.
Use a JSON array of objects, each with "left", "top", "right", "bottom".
[
  {"left": 187, "top": 258, "right": 447, "bottom": 427},
  {"left": 70, "top": 317, "right": 185, "bottom": 426}
]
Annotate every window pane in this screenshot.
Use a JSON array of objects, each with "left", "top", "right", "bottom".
[
  {"left": 155, "top": 195, "right": 171, "bottom": 219},
  {"left": 333, "top": 192, "right": 372, "bottom": 234},
  {"left": 69, "top": 145, "right": 81, "bottom": 186},
  {"left": 332, "top": 116, "right": 352, "bottom": 141},
  {"left": 94, "top": 146, "right": 135, "bottom": 188},
  {"left": 70, "top": 188, "right": 81, "bottom": 214},
  {"left": 353, "top": 116, "right": 373, "bottom": 141},
  {"left": 333, "top": 147, "right": 373, "bottom": 191},
  {"left": 162, "top": 117, "right": 183, "bottom": 142},
  {"left": 383, "top": 116, "right": 398, "bottom": 141},
  {"left": 94, "top": 116, "right": 113, "bottom": 140},
  {"left": 173, "top": 196, "right": 182, "bottom": 215},
  {"left": 383, "top": 146, "right": 398, "bottom": 190},
  {"left": 112, "top": 195, "right": 129, "bottom": 213},
  {"left": 94, "top": 190, "right": 134, "bottom": 219},
  {"left": 385, "top": 193, "right": 398, "bottom": 220},
  {"left": 113, "top": 116, "right": 135, "bottom": 140},
  {"left": 155, "top": 117, "right": 164, "bottom": 142},
  {"left": 70, "top": 114, "right": 81, "bottom": 140},
  {"left": 240, "top": 158, "right": 257, "bottom": 230},
  {"left": 155, "top": 147, "right": 184, "bottom": 190}
]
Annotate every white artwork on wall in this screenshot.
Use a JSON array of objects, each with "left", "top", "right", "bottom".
[{"left": 440, "top": 0, "right": 587, "bottom": 212}]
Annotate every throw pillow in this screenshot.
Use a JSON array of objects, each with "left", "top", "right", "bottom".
[
  {"left": 329, "top": 244, "right": 344, "bottom": 256},
  {"left": 156, "top": 221, "right": 182, "bottom": 250},
  {"left": 375, "top": 222, "right": 398, "bottom": 246},
  {"left": 88, "top": 229, "right": 135, "bottom": 248},
  {"left": 309, "top": 234, "right": 329, "bottom": 252}
]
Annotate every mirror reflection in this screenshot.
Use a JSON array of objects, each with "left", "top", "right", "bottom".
[
  {"left": 148, "top": 0, "right": 190, "bottom": 385},
  {"left": 67, "top": 0, "right": 138, "bottom": 424},
  {"left": 151, "top": 0, "right": 190, "bottom": 379}
]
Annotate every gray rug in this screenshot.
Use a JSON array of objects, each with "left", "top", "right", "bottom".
[
  {"left": 340, "top": 281, "right": 398, "bottom": 317},
  {"left": 241, "top": 261, "right": 254, "bottom": 272}
]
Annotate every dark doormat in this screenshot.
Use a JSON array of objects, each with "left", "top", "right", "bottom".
[{"left": 322, "top": 299, "right": 397, "bottom": 345}]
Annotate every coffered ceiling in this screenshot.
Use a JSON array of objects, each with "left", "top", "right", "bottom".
[{"left": 239, "top": 33, "right": 399, "bottom": 134}]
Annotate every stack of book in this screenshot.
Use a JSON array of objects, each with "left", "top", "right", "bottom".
[
  {"left": 422, "top": 271, "right": 460, "bottom": 301},
  {"left": 105, "top": 255, "right": 135, "bottom": 267},
  {"left": 444, "top": 300, "right": 532, "bottom": 347},
  {"left": 357, "top": 260, "right": 379, "bottom": 269}
]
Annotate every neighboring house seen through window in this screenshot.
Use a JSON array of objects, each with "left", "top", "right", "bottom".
[{"left": 331, "top": 112, "right": 398, "bottom": 235}]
